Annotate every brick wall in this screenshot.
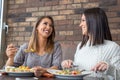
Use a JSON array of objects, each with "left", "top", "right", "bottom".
[{"left": 6, "top": 0, "right": 120, "bottom": 50}]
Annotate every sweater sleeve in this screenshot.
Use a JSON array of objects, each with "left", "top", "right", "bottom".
[
  {"left": 13, "top": 43, "right": 28, "bottom": 67},
  {"left": 52, "top": 42, "right": 62, "bottom": 69},
  {"left": 105, "top": 43, "right": 120, "bottom": 80}
]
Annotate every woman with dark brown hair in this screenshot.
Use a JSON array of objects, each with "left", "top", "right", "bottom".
[
  {"left": 5, "top": 16, "right": 62, "bottom": 77},
  {"left": 62, "top": 8, "right": 120, "bottom": 79}
]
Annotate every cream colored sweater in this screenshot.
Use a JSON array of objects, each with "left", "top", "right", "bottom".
[{"left": 74, "top": 40, "right": 120, "bottom": 80}]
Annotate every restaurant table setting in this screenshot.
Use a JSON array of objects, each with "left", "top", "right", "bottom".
[{"left": 0, "top": 67, "right": 114, "bottom": 80}]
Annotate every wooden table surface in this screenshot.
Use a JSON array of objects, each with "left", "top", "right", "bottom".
[{"left": 0, "top": 75, "right": 107, "bottom": 80}]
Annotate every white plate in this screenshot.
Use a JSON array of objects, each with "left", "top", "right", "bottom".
[
  {"left": 47, "top": 69, "right": 92, "bottom": 79},
  {"left": 0, "top": 69, "right": 34, "bottom": 77}
]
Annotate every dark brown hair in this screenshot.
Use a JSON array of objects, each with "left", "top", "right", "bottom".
[{"left": 80, "top": 7, "right": 112, "bottom": 48}]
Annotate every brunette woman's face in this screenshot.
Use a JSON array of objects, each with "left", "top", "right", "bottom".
[
  {"left": 79, "top": 14, "right": 88, "bottom": 35},
  {"left": 37, "top": 18, "right": 53, "bottom": 38}
]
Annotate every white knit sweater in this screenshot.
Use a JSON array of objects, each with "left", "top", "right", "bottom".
[{"left": 74, "top": 40, "right": 120, "bottom": 80}]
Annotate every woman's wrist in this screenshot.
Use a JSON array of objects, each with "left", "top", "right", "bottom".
[{"left": 5, "top": 58, "right": 14, "bottom": 66}]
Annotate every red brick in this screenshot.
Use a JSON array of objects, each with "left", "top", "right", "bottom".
[
  {"left": 55, "top": 35, "right": 66, "bottom": 41},
  {"left": 45, "top": 1, "right": 58, "bottom": 6},
  {"left": 24, "top": 1, "right": 45, "bottom": 7},
  {"left": 118, "top": 0, "right": 120, "bottom": 4},
  {"left": 109, "top": 23, "right": 119, "bottom": 29},
  {"left": 73, "top": 24, "right": 80, "bottom": 30},
  {"left": 32, "top": 12, "right": 45, "bottom": 16},
  {"left": 108, "top": 17, "right": 120, "bottom": 23},
  {"left": 67, "top": 14, "right": 81, "bottom": 20},
  {"left": 26, "top": 7, "right": 38, "bottom": 12},
  {"left": 15, "top": 0, "right": 26, "bottom": 4},
  {"left": 55, "top": 20, "right": 73, "bottom": 26},
  {"left": 59, "top": 31, "right": 73, "bottom": 36},
  {"left": 9, "top": 23, "right": 18, "bottom": 27},
  {"left": 31, "top": 22, "right": 36, "bottom": 27},
  {"left": 9, "top": 32, "right": 18, "bottom": 36},
  {"left": 55, "top": 25, "right": 67, "bottom": 31},
  {"left": 106, "top": 12, "right": 117, "bottom": 18},
  {"left": 25, "top": 37, "right": 30, "bottom": 41},
  {"left": 60, "top": 10, "right": 74, "bottom": 15},
  {"left": 74, "top": 0, "right": 88, "bottom": 3},
  {"left": 60, "top": 41, "right": 75, "bottom": 45},
  {"left": 19, "top": 32, "right": 31, "bottom": 37},
  {"left": 14, "top": 37, "right": 24, "bottom": 41},
  {"left": 8, "top": 8, "right": 26, "bottom": 14},
  {"left": 108, "top": 6, "right": 120, "bottom": 11},
  {"left": 59, "top": 0, "right": 73, "bottom": 4},
  {"left": 73, "top": 41, "right": 80, "bottom": 45},
  {"left": 9, "top": 5, "right": 19, "bottom": 9},
  {"left": 46, "top": 11, "right": 58, "bottom": 16},
  {"left": 83, "top": 2, "right": 99, "bottom": 8},
  {"left": 27, "top": 0, "right": 39, "bottom": 3},
  {"left": 100, "top": 0, "right": 117, "bottom": 6},
  {"left": 13, "top": 27, "right": 25, "bottom": 31},
  {"left": 118, "top": 35, "right": 120, "bottom": 40},
  {"left": 74, "top": 20, "right": 80, "bottom": 25},
  {"left": 66, "top": 35, "right": 82, "bottom": 41},
  {"left": 26, "top": 17, "right": 37, "bottom": 22},
  {"left": 73, "top": 30, "right": 81, "bottom": 35},
  {"left": 66, "top": 25, "right": 74, "bottom": 30},
  {"left": 112, "top": 34, "right": 118, "bottom": 41},
  {"left": 8, "top": 27, "right": 13, "bottom": 32},
  {"left": 89, "top": 0, "right": 99, "bottom": 2},
  {"left": 18, "top": 22, "right": 30, "bottom": 27},
  {"left": 53, "top": 15, "right": 66, "bottom": 20},
  {"left": 7, "top": 18, "right": 13, "bottom": 24},
  {"left": 52, "top": 5, "right": 66, "bottom": 10},
  {"left": 39, "top": 6, "right": 52, "bottom": 11},
  {"left": 8, "top": 0, "right": 15, "bottom": 4},
  {"left": 111, "top": 29, "right": 120, "bottom": 34},
  {"left": 67, "top": 4, "right": 82, "bottom": 9}
]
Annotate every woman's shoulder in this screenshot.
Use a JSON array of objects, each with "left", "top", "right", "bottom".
[
  {"left": 77, "top": 42, "right": 82, "bottom": 47},
  {"left": 104, "top": 40, "right": 119, "bottom": 47},
  {"left": 103, "top": 40, "right": 120, "bottom": 51},
  {"left": 54, "top": 41, "right": 61, "bottom": 47},
  {"left": 19, "top": 43, "right": 28, "bottom": 49}
]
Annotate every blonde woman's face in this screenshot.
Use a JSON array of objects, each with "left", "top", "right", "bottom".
[
  {"left": 79, "top": 14, "right": 88, "bottom": 35},
  {"left": 37, "top": 18, "right": 53, "bottom": 38}
]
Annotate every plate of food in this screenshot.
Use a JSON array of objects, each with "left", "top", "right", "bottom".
[
  {"left": 47, "top": 69, "right": 92, "bottom": 79},
  {"left": 1, "top": 66, "right": 34, "bottom": 77}
]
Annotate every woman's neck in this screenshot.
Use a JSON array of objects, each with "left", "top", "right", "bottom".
[{"left": 38, "top": 37, "right": 47, "bottom": 55}]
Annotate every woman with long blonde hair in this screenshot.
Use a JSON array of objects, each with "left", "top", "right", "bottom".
[{"left": 5, "top": 16, "right": 62, "bottom": 77}]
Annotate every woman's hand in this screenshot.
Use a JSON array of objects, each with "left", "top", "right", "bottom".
[
  {"left": 32, "top": 66, "right": 46, "bottom": 77},
  {"left": 32, "top": 66, "right": 56, "bottom": 78},
  {"left": 61, "top": 60, "right": 73, "bottom": 69},
  {"left": 6, "top": 44, "right": 17, "bottom": 58},
  {"left": 5, "top": 44, "right": 17, "bottom": 66},
  {"left": 42, "top": 72, "right": 54, "bottom": 78},
  {"left": 91, "top": 61, "right": 108, "bottom": 72},
  {"left": 32, "top": 66, "right": 43, "bottom": 77}
]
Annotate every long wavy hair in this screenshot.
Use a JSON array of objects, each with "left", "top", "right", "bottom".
[
  {"left": 26, "top": 16, "right": 55, "bottom": 53},
  {"left": 80, "top": 7, "right": 112, "bottom": 48}
]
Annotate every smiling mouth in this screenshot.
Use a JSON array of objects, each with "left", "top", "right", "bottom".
[{"left": 43, "top": 30, "right": 50, "bottom": 34}]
